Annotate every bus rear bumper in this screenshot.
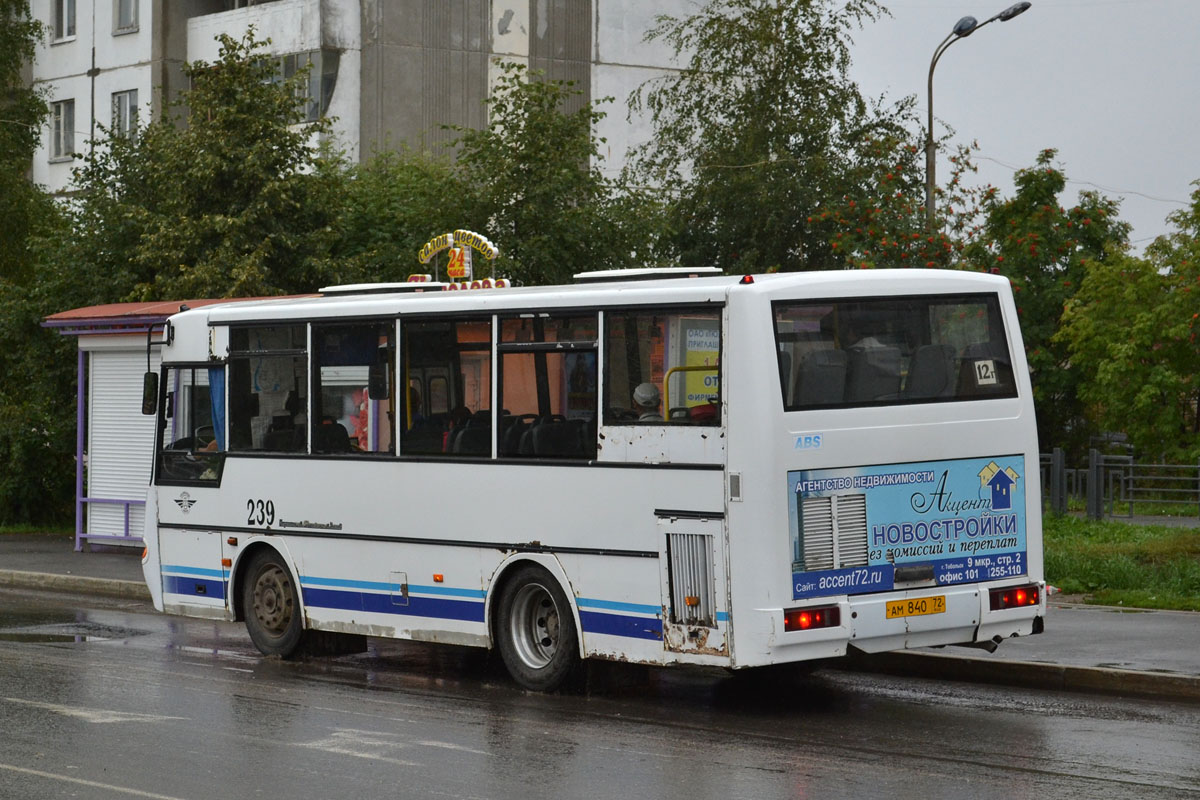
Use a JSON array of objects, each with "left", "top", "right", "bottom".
[
  {"left": 849, "top": 582, "right": 1044, "bottom": 654},
  {"left": 762, "top": 582, "right": 1045, "bottom": 660}
]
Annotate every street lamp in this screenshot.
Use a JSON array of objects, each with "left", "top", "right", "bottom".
[{"left": 925, "top": 2, "right": 1032, "bottom": 232}]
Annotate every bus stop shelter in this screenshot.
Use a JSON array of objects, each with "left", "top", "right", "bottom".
[{"left": 44, "top": 299, "right": 251, "bottom": 551}]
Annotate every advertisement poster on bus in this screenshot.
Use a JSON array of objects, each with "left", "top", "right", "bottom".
[{"left": 788, "top": 455, "right": 1027, "bottom": 600}]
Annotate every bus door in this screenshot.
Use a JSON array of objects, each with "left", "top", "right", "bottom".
[{"left": 656, "top": 513, "right": 728, "bottom": 656}]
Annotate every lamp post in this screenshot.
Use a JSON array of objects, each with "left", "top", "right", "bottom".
[{"left": 925, "top": 2, "right": 1032, "bottom": 233}]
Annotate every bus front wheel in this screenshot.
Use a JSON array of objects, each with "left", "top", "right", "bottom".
[
  {"left": 496, "top": 564, "right": 580, "bottom": 691},
  {"left": 243, "top": 550, "right": 304, "bottom": 658}
]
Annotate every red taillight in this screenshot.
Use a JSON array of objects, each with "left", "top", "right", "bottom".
[
  {"left": 784, "top": 605, "right": 840, "bottom": 632},
  {"left": 989, "top": 583, "right": 1041, "bottom": 611}
]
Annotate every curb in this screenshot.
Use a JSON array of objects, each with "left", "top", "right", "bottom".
[
  {"left": 0, "top": 570, "right": 151, "bottom": 601},
  {"left": 839, "top": 648, "right": 1200, "bottom": 703}
]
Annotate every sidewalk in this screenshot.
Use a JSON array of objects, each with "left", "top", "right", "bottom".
[{"left": 2, "top": 533, "right": 1198, "bottom": 701}]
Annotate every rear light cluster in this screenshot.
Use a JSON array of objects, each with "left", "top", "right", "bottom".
[
  {"left": 989, "top": 583, "right": 1040, "bottom": 611},
  {"left": 783, "top": 605, "right": 840, "bottom": 632}
]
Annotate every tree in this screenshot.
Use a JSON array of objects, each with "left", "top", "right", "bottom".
[
  {"left": 0, "top": 0, "right": 51, "bottom": 285},
  {"left": 822, "top": 138, "right": 987, "bottom": 270},
  {"left": 1060, "top": 181, "right": 1200, "bottom": 460},
  {"left": 627, "top": 0, "right": 918, "bottom": 273},
  {"left": 449, "top": 61, "right": 655, "bottom": 286},
  {"left": 67, "top": 30, "right": 352, "bottom": 301},
  {"left": 967, "top": 150, "right": 1129, "bottom": 455},
  {"left": 329, "top": 147, "right": 475, "bottom": 281}
]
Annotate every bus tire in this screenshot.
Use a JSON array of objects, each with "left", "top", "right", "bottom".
[
  {"left": 243, "top": 550, "right": 304, "bottom": 658},
  {"left": 496, "top": 564, "right": 580, "bottom": 691}
]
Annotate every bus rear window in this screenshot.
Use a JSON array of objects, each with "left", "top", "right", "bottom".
[{"left": 773, "top": 294, "right": 1017, "bottom": 410}]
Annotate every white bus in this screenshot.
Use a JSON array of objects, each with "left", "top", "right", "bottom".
[{"left": 140, "top": 268, "right": 1045, "bottom": 691}]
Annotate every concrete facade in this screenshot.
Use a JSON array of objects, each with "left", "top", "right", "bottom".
[{"left": 28, "top": 0, "right": 690, "bottom": 193}]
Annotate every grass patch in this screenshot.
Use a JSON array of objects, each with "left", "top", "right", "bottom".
[{"left": 1044, "top": 514, "right": 1200, "bottom": 611}]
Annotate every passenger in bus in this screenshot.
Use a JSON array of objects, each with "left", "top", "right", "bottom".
[{"left": 633, "top": 382, "right": 663, "bottom": 421}]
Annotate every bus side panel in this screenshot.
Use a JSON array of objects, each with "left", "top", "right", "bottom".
[
  {"left": 156, "top": 457, "right": 727, "bottom": 667},
  {"left": 158, "top": 524, "right": 229, "bottom": 620}
]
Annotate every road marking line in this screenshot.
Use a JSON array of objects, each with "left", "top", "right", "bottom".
[
  {"left": 1, "top": 697, "right": 186, "bottom": 724},
  {"left": 0, "top": 763, "right": 188, "bottom": 800}
]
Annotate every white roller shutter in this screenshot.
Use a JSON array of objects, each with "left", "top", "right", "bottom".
[{"left": 86, "top": 350, "right": 160, "bottom": 540}]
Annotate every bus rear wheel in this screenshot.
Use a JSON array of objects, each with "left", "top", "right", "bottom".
[
  {"left": 496, "top": 564, "right": 580, "bottom": 691},
  {"left": 243, "top": 550, "right": 304, "bottom": 658}
]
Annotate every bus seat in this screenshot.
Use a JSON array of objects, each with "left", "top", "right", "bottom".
[
  {"left": 956, "top": 342, "right": 1012, "bottom": 396},
  {"left": 793, "top": 348, "right": 848, "bottom": 406},
  {"left": 904, "top": 344, "right": 956, "bottom": 399},
  {"left": 689, "top": 402, "right": 719, "bottom": 424},
  {"left": 532, "top": 419, "right": 584, "bottom": 457},
  {"left": 501, "top": 413, "right": 539, "bottom": 456},
  {"left": 455, "top": 424, "right": 491, "bottom": 455},
  {"left": 313, "top": 421, "right": 351, "bottom": 453},
  {"left": 845, "top": 346, "right": 901, "bottom": 403}
]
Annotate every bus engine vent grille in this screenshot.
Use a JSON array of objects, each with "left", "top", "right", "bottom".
[
  {"left": 835, "top": 494, "right": 869, "bottom": 567},
  {"left": 667, "top": 532, "right": 715, "bottom": 627},
  {"left": 800, "top": 496, "right": 835, "bottom": 571},
  {"left": 800, "top": 494, "right": 868, "bottom": 571}
]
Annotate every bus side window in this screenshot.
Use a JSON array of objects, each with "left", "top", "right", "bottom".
[
  {"left": 603, "top": 309, "right": 721, "bottom": 426},
  {"left": 312, "top": 322, "right": 395, "bottom": 454},
  {"left": 228, "top": 325, "right": 307, "bottom": 453},
  {"left": 498, "top": 314, "right": 597, "bottom": 459},
  {"left": 155, "top": 365, "right": 223, "bottom": 484},
  {"left": 399, "top": 318, "right": 491, "bottom": 457}
]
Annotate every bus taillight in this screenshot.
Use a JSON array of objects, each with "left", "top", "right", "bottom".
[
  {"left": 784, "top": 605, "right": 840, "bottom": 632},
  {"left": 989, "top": 584, "right": 1040, "bottom": 611}
]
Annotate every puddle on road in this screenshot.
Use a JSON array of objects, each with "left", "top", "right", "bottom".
[{"left": 0, "top": 610, "right": 149, "bottom": 643}]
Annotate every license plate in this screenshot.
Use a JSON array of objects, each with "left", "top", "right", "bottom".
[{"left": 886, "top": 595, "right": 946, "bottom": 619}]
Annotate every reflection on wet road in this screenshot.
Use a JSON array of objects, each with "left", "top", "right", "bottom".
[{"left": 1, "top": 588, "right": 1198, "bottom": 799}]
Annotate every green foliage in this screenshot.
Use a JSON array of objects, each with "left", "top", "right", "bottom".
[
  {"left": 1044, "top": 515, "right": 1200, "bottom": 611},
  {"left": 1060, "top": 182, "right": 1200, "bottom": 460},
  {"left": 0, "top": 1, "right": 75, "bottom": 524},
  {"left": 330, "top": 147, "right": 475, "bottom": 281},
  {"left": 0, "top": 0, "right": 48, "bottom": 285},
  {"left": 822, "top": 139, "right": 986, "bottom": 269},
  {"left": 966, "top": 150, "right": 1129, "bottom": 456},
  {"left": 67, "top": 30, "right": 351, "bottom": 301},
  {"left": 628, "top": 0, "right": 918, "bottom": 273},
  {"left": 449, "top": 61, "right": 654, "bottom": 285}
]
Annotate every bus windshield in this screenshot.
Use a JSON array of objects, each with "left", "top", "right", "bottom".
[{"left": 773, "top": 293, "right": 1017, "bottom": 410}]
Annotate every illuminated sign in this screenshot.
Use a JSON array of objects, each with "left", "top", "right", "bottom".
[{"left": 418, "top": 229, "right": 499, "bottom": 267}]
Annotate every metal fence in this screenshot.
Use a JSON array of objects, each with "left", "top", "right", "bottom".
[{"left": 1041, "top": 448, "right": 1200, "bottom": 520}]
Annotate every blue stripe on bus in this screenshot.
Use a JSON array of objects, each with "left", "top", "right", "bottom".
[
  {"left": 576, "top": 597, "right": 661, "bottom": 615},
  {"left": 163, "top": 564, "right": 228, "bottom": 579},
  {"left": 299, "top": 575, "right": 486, "bottom": 599},
  {"left": 578, "top": 598, "right": 729, "bottom": 624},
  {"left": 579, "top": 610, "right": 663, "bottom": 641},
  {"left": 163, "top": 574, "right": 227, "bottom": 600},
  {"left": 302, "top": 587, "right": 486, "bottom": 623}
]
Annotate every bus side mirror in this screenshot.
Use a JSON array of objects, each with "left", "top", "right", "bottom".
[
  {"left": 141, "top": 372, "right": 158, "bottom": 415},
  {"left": 368, "top": 362, "right": 389, "bottom": 400}
]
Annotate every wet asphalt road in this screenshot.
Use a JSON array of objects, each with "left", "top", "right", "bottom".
[{"left": 0, "top": 589, "right": 1198, "bottom": 800}]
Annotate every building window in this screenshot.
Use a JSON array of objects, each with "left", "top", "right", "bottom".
[
  {"left": 112, "top": 89, "right": 138, "bottom": 139},
  {"left": 114, "top": 0, "right": 138, "bottom": 32},
  {"left": 52, "top": 0, "right": 76, "bottom": 40},
  {"left": 278, "top": 49, "right": 340, "bottom": 122},
  {"left": 50, "top": 100, "right": 75, "bottom": 160}
]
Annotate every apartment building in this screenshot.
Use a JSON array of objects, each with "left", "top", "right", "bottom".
[{"left": 29, "top": 0, "right": 685, "bottom": 194}]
